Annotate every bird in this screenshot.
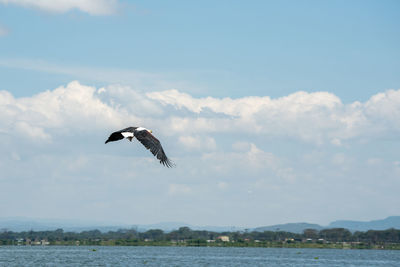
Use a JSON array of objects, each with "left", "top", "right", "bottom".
[{"left": 105, "top": 126, "right": 174, "bottom": 167}]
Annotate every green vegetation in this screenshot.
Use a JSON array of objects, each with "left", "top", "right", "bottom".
[{"left": 1, "top": 227, "right": 400, "bottom": 249}]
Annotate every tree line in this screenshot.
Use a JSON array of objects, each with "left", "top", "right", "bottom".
[{"left": 1, "top": 227, "right": 400, "bottom": 246}]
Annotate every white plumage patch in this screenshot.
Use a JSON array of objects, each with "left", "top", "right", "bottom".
[
  {"left": 121, "top": 132, "right": 134, "bottom": 138},
  {"left": 136, "top": 127, "right": 147, "bottom": 131}
]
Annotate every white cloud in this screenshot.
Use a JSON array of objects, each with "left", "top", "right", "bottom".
[
  {"left": 0, "top": 0, "right": 118, "bottom": 15},
  {"left": 14, "top": 121, "right": 51, "bottom": 141},
  {"left": 148, "top": 87, "right": 400, "bottom": 144},
  {"left": 0, "top": 81, "right": 129, "bottom": 142},
  {"left": 232, "top": 141, "right": 251, "bottom": 152},
  {"left": 179, "top": 135, "right": 216, "bottom": 151},
  {"left": 200, "top": 142, "right": 296, "bottom": 183},
  {"left": 147, "top": 89, "right": 342, "bottom": 117},
  {"left": 1, "top": 81, "right": 400, "bottom": 147},
  {"left": 364, "top": 89, "right": 400, "bottom": 131},
  {"left": 1, "top": 81, "right": 400, "bottom": 226}
]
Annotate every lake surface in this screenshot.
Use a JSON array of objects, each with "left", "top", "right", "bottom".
[{"left": 1, "top": 246, "right": 400, "bottom": 266}]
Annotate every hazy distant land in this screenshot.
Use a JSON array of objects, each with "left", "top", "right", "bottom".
[
  {"left": 1, "top": 216, "right": 400, "bottom": 233},
  {"left": 1, "top": 224, "right": 400, "bottom": 250}
]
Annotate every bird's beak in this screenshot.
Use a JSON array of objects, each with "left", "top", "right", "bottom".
[{"left": 149, "top": 130, "right": 153, "bottom": 133}]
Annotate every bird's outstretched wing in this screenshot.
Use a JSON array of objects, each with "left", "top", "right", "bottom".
[
  {"left": 134, "top": 129, "right": 174, "bottom": 167},
  {"left": 105, "top": 127, "right": 136, "bottom": 144}
]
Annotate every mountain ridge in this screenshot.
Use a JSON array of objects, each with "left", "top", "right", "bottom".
[{"left": 1, "top": 216, "right": 399, "bottom": 233}]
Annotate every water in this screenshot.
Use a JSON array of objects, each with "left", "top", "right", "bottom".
[{"left": 1, "top": 246, "right": 399, "bottom": 266}]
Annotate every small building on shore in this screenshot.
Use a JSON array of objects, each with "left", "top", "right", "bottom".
[{"left": 217, "top": 236, "right": 230, "bottom": 242}]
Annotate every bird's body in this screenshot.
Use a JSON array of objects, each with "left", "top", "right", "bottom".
[{"left": 105, "top": 126, "right": 174, "bottom": 167}]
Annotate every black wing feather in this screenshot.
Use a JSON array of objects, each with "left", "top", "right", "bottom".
[
  {"left": 134, "top": 130, "right": 174, "bottom": 167},
  {"left": 105, "top": 127, "right": 136, "bottom": 144},
  {"left": 105, "top": 132, "right": 124, "bottom": 143}
]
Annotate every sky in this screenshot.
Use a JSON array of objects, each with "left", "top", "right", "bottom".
[{"left": 0, "top": 0, "right": 399, "bottom": 228}]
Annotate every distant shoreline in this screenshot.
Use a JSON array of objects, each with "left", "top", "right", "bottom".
[{"left": 2, "top": 227, "right": 400, "bottom": 250}]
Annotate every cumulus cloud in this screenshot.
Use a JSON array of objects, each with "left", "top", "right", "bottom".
[
  {"left": 1, "top": 81, "right": 400, "bottom": 225},
  {"left": 1, "top": 81, "right": 400, "bottom": 147},
  {"left": 14, "top": 121, "right": 51, "bottom": 141},
  {"left": 148, "top": 87, "right": 400, "bottom": 145},
  {"left": 201, "top": 143, "right": 296, "bottom": 182},
  {"left": 0, "top": 0, "right": 118, "bottom": 15},
  {"left": 179, "top": 135, "right": 216, "bottom": 151},
  {"left": 0, "top": 81, "right": 129, "bottom": 142}
]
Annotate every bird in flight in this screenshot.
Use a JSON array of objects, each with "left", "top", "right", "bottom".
[{"left": 105, "top": 127, "right": 174, "bottom": 167}]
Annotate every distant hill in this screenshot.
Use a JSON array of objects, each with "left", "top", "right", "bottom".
[
  {"left": 0, "top": 217, "right": 132, "bottom": 232},
  {"left": 135, "top": 222, "right": 191, "bottom": 232},
  {"left": 328, "top": 216, "right": 400, "bottom": 232},
  {"left": 253, "top": 223, "right": 323, "bottom": 234},
  {"left": 1, "top": 216, "right": 399, "bottom": 233},
  {"left": 137, "top": 222, "right": 243, "bottom": 233},
  {"left": 0, "top": 217, "right": 244, "bottom": 233},
  {"left": 252, "top": 216, "right": 400, "bottom": 233}
]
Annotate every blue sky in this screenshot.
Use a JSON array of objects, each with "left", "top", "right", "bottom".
[{"left": 0, "top": 0, "right": 399, "bottom": 227}]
